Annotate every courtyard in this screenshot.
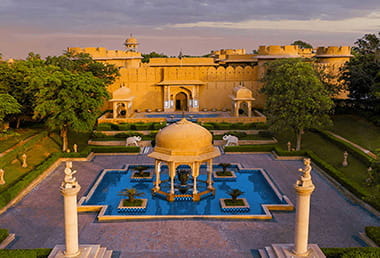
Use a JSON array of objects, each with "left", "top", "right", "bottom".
[{"left": 0, "top": 153, "right": 378, "bottom": 257}]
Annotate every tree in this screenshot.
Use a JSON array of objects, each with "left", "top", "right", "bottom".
[
  {"left": 261, "top": 58, "right": 334, "bottom": 150},
  {"left": 0, "top": 94, "right": 21, "bottom": 128},
  {"left": 291, "top": 40, "right": 313, "bottom": 49},
  {"left": 341, "top": 32, "right": 380, "bottom": 100},
  {"left": 227, "top": 189, "right": 244, "bottom": 201},
  {"left": 30, "top": 52, "right": 118, "bottom": 151},
  {"left": 118, "top": 188, "right": 144, "bottom": 203},
  {"left": 141, "top": 52, "right": 168, "bottom": 63}
]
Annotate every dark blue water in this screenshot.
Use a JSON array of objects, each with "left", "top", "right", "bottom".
[{"left": 83, "top": 165, "right": 284, "bottom": 217}]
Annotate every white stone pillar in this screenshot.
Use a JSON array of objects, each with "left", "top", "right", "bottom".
[
  {"left": 113, "top": 102, "right": 117, "bottom": 118},
  {"left": 207, "top": 160, "right": 213, "bottom": 189},
  {"left": 154, "top": 161, "right": 161, "bottom": 191},
  {"left": 193, "top": 176, "right": 198, "bottom": 194},
  {"left": 60, "top": 184, "right": 81, "bottom": 257},
  {"left": 293, "top": 158, "right": 315, "bottom": 256}
]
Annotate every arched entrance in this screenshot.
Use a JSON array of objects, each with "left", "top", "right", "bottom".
[{"left": 175, "top": 92, "right": 188, "bottom": 111}]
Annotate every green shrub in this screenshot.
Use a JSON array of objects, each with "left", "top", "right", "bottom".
[
  {"left": 0, "top": 229, "right": 8, "bottom": 243},
  {"left": 92, "top": 132, "right": 106, "bottom": 138},
  {"left": 110, "top": 123, "right": 120, "bottom": 130},
  {"left": 202, "top": 123, "right": 214, "bottom": 130},
  {"left": 258, "top": 130, "right": 275, "bottom": 138},
  {"left": 225, "top": 131, "right": 247, "bottom": 138},
  {"left": 90, "top": 146, "right": 140, "bottom": 153},
  {"left": 274, "top": 147, "right": 307, "bottom": 157},
  {"left": 118, "top": 123, "right": 131, "bottom": 131},
  {"left": 114, "top": 132, "right": 143, "bottom": 138},
  {"left": 256, "top": 123, "right": 269, "bottom": 129},
  {"left": 215, "top": 123, "right": 231, "bottom": 130},
  {"left": 96, "top": 123, "right": 113, "bottom": 131},
  {"left": 224, "top": 144, "right": 276, "bottom": 152},
  {"left": 0, "top": 248, "right": 52, "bottom": 258},
  {"left": 229, "top": 123, "right": 252, "bottom": 130},
  {"left": 153, "top": 122, "right": 166, "bottom": 130},
  {"left": 322, "top": 247, "right": 380, "bottom": 258},
  {"left": 365, "top": 226, "right": 380, "bottom": 246},
  {"left": 133, "top": 123, "right": 152, "bottom": 130}
]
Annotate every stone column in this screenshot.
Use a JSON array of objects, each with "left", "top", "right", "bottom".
[
  {"left": 60, "top": 163, "right": 81, "bottom": 257},
  {"left": 113, "top": 102, "right": 117, "bottom": 118},
  {"left": 154, "top": 160, "right": 161, "bottom": 191},
  {"left": 207, "top": 159, "right": 213, "bottom": 190},
  {"left": 293, "top": 158, "right": 315, "bottom": 256}
]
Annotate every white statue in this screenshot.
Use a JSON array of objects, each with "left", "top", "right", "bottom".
[
  {"left": 0, "top": 169, "right": 5, "bottom": 185},
  {"left": 342, "top": 151, "right": 348, "bottom": 167},
  {"left": 62, "top": 161, "right": 78, "bottom": 188},
  {"left": 21, "top": 153, "right": 28, "bottom": 168},
  {"left": 287, "top": 141, "right": 291, "bottom": 152},
  {"left": 297, "top": 158, "right": 313, "bottom": 187},
  {"left": 126, "top": 136, "right": 142, "bottom": 146},
  {"left": 73, "top": 144, "right": 78, "bottom": 153},
  {"left": 222, "top": 135, "right": 239, "bottom": 146}
]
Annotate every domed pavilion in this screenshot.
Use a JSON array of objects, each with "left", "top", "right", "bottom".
[
  {"left": 110, "top": 86, "right": 135, "bottom": 118},
  {"left": 148, "top": 118, "right": 221, "bottom": 201}
]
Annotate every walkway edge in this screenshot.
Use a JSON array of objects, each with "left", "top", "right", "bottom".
[{"left": 0, "top": 152, "right": 95, "bottom": 215}]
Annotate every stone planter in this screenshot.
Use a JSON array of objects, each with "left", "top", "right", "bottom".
[
  {"left": 117, "top": 199, "right": 148, "bottom": 213},
  {"left": 130, "top": 171, "right": 153, "bottom": 182},
  {"left": 220, "top": 198, "right": 250, "bottom": 212},
  {"left": 213, "top": 170, "right": 237, "bottom": 181}
]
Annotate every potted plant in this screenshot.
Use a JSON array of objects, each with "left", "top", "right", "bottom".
[
  {"left": 132, "top": 166, "right": 150, "bottom": 177},
  {"left": 118, "top": 188, "right": 147, "bottom": 212},
  {"left": 216, "top": 163, "right": 232, "bottom": 176},
  {"left": 220, "top": 188, "right": 249, "bottom": 211}
]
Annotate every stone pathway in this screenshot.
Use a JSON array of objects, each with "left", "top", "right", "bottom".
[
  {"left": 0, "top": 154, "right": 378, "bottom": 258},
  {"left": 327, "top": 131, "right": 378, "bottom": 159}
]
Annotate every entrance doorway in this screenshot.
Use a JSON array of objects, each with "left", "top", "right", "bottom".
[{"left": 175, "top": 92, "right": 188, "bottom": 111}]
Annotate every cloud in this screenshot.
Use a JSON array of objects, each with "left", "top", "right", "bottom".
[{"left": 169, "top": 12, "right": 380, "bottom": 33}]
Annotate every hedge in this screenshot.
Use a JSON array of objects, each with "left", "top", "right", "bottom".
[
  {"left": 321, "top": 247, "right": 380, "bottom": 258},
  {"left": 90, "top": 146, "right": 140, "bottom": 153},
  {"left": 0, "top": 229, "right": 8, "bottom": 243},
  {"left": 365, "top": 226, "right": 380, "bottom": 246},
  {"left": 0, "top": 248, "right": 52, "bottom": 258},
  {"left": 224, "top": 144, "right": 276, "bottom": 152}
]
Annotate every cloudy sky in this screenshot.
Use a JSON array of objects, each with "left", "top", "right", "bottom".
[{"left": 0, "top": 0, "right": 379, "bottom": 59}]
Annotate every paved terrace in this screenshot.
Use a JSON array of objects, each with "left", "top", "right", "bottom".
[{"left": 0, "top": 154, "right": 379, "bottom": 257}]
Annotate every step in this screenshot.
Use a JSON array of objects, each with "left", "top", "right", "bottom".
[
  {"left": 258, "top": 248, "right": 269, "bottom": 258},
  {"left": 104, "top": 250, "right": 113, "bottom": 258}
]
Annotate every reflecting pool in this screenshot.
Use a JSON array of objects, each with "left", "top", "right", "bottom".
[{"left": 78, "top": 164, "right": 293, "bottom": 220}]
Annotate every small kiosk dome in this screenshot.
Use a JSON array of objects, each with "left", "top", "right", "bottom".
[
  {"left": 112, "top": 87, "right": 132, "bottom": 100},
  {"left": 149, "top": 118, "right": 220, "bottom": 162}
]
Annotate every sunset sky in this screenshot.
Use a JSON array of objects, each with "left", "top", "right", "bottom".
[{"left": 0, "top": 0, "right": 379, "bottom": 59}]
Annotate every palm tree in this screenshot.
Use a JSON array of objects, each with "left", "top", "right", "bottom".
[
  {"left": 227, "top": 189, "right": 244, "bottom": 201},
  {"left": 133, "top": 166, "right": 149, "bottom": 177},
  {"left": 219, "top": 163, "right": 231, "bottom": 173},
  {"left": 118, "top": 188, "right": 144, "bottom": 203}
]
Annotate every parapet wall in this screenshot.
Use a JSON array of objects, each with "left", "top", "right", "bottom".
[
  {"left": 68, "top": 47, "right": 142, "bottom": 59},
  {"left": 258, "top": 45, "right": 299, "bottom": 56},
  {"left": 315, "top": 46, "right": 351, "bottom": 57}
]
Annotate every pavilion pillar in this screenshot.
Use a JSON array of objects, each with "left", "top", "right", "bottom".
[
  {"left": 154, "top": 160, "right": 161, "bottom": 191},
  {"left": 207, "top": 159, "right": 214, "bottom": 190},
  {"left": 112, "top": 102, "right": 117, "bottom": 118},
  {"left": 168, "top": 162, "right": 176, "bottom": 201},
  {"left": 247, "top": 101, "right": 252, "bottom": 117}
]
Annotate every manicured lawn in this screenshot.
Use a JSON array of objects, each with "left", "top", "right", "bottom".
[
  {"left": 0, "top": 136, "right": 61, "bottom": 193},
  {"left": 0, "top": 129, "right": 40, "bottom": 153},
  {"left": 275, "top": 129, "right": 378, "bottom": 206},
  {"left": 331, "top": 114, "right": 380, "bottom": 152}
]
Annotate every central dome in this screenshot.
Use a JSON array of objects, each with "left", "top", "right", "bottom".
[{"left": 148, "top": 119, "right": 220, "bottom": 162}]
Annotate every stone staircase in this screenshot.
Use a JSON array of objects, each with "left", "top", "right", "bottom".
[{"left": 48, "top": 244, "right": 113, "bottom": 258}]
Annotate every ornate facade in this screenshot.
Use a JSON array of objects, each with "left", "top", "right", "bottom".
[{"left": 69, "top": 37, "right": 351, "bottom": 118}]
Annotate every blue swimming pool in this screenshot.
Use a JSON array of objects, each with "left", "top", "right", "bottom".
[
  {"left": 79, "top": 164, "right": 293, "bottom": 219},
  {"left": 145, "top": 113, "right": 220, "bottom": 122}
]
